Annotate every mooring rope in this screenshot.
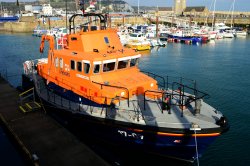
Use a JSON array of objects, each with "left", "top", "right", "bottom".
[{"left": 194, "top": 129, "right": 200, "bottom": 166}]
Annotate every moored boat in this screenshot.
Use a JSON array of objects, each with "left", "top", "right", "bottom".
[
  {"left": 0, "top": 12, "right": 19, "bottom": 22},
  {"left": 22, "top": 12, "right": 229, "bottom": 163},
  {"left": 124, "top": 32, "right": 151, "bottom": 51}
]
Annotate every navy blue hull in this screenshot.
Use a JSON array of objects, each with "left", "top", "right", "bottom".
[
  {"left": 22, "top": 75, "right": 222, "bottom": 162},
  {"left": 167, "top": 35, "right": 202, "bottom": 44},
  {"left": 45, "top": 104, "right": 219, "bottom": 162},
  {"left": 0, "top": 16, "right": 19, "bottom": 22}
]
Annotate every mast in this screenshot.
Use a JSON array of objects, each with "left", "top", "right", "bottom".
[
  {"left": 231, "top": 0, "right": 235, "bottom": 28},
  {"left": 65, "top": 0, "right": 68, "bottom": 28},
  {"left": 137, "top": 0, "right": 140, "bottom": 14},
  {"left": 212, "top": 0, "right": 216, "bottom": 30},
  {"left": 0, "top": 2, "right": 2, "bottom": 15}
]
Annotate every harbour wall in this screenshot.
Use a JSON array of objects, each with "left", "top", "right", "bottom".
[
  {"left": 1, "top": 15, "right": 249, "bottom": 33},
  {"left": 0, "top": 16, "right": 148, "bottom": 33}
]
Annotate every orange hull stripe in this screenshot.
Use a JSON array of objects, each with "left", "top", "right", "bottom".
[
  {"left": 129, "top": 128, "right": 220, "bottom": 137},
  {"left": 157, "top": 132, "right": 220, "bottom": 137}
]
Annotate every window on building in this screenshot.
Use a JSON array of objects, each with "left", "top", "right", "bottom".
[
  {"left": 77, "top": 61, "right": 82, "bottom": 72},
  {"left": 70, "top": 60, "right": 75, "bottom": 70}
]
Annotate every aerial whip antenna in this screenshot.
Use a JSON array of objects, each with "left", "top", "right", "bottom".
[{"left": 79, "top": 0, "right": 85, "bottom": 14}]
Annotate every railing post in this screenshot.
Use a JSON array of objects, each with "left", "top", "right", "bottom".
[
  {"left": 47, "top": 89, "right": 50, "bottom": 101},
  {"left": 194, "top": 80, "right": 197, "bottom": 113},
  {"left": 143, "top": 92, "right": 146, "bottom": 110},
  {"left": 33, "top": 88, "right": 35, "bottom": 102},
  {"left": 161, "top": 91, "right": 164, "bottom": 113},
  {"left": 127, "top": 90, "right": 129, "bottom": 107},
  {"left": 105, "top": 97, "right": 107, "bottom": 117},
  {"left": 166, "top": 76, "right": 169, "bottom": 90},
  {"left": 69, "top": 99, "right": 71, "bottom": 110},
  {"left": 61, "top": 96, "right": 63, "bottom": 107}
]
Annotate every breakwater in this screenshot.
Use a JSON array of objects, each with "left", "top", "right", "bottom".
[{"left": 1, "top": 15, "right": 249, "bottom": 33}]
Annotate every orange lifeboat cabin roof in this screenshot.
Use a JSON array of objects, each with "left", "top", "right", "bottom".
[{"left": 37, "top": 27, "right": 158, "bottom": 105}]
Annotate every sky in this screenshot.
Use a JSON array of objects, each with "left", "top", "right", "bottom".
[
  {"left": 125, "top": 0, "right": 250, "bottom": 12},
  {"left": 0, "top": 0, "right": 250, "bottom": 12}
]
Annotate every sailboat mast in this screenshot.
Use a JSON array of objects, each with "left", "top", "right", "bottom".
[
  {"left": 231, "top": 0, "right": 235, "bottom": 28},
  {"left": 138, "top": 0, "right": 140, "bottom": 14},
  {"left": 212, "top": 0, "right": 216, "bottom": 30}
]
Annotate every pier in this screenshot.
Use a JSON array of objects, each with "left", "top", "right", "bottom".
[{"left": 0, "top": 75, "right": 109, "bottom": 166}]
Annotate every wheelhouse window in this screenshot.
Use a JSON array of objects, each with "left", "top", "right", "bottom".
[
  {"left": 118, "top": 60, "right": 129, "bottom": 69},
  {"left": 55, "top": 57, "right": 59, "bottom": 68},
  {"left": 104, "top": 37, "right": 109, "bottom": 44},
  {"left": 103, "top": 62, "right": 115, "bottom": 72},
  {"left": 59, "top": 58, "right": 63, "bottom": 68},
  {"left": 130, "top": 58, "right": 139, "bottom": 67},
  {"left": 83, "top": 62, "right": 90, "bottom": 74},
  {"left": 77, "top": 61, "right": 82, "bottom": 72},
  {"left": 93, "top": 64, "right": 100, "bottom": 73},
  {"left": 70, "top": 60, "right": 75, "bottom": 70}
]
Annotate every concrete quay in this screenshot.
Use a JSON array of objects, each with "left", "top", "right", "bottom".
[{"left": 0, "top": 75, "right": 110, "bottom": 166}]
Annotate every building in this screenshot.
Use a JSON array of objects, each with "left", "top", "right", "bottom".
[
  {"left": 158, "top": 7, "right": 173, "bottom": 16},
  {"left": 174, "top": 0, "right": 186, "bottom": 15},
  {"left": 183, "top": 6, "right": 209, "bottom": 17},
  {"left": 24, "top": 5, "right": 33, "bottom": 12},
  {"left": 42, "top": 4, "right": 53, "bottom": 16},
  {"left": 33, "top": 5, "right": 43, "bottom": 14}
]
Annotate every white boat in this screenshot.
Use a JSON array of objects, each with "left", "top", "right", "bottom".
[
  {"left": 235, "top": 31, "right": 248, "bottom": 37},
  {"left": 125, "top": 33, "right": 151, "bottom": 51},
  {"left": 46, "top": 27, "right": 68, "bottom": 38}
]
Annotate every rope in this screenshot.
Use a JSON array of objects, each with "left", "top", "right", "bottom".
[{"left": 194, "top": 129, "right": 200, "bottom": 166}]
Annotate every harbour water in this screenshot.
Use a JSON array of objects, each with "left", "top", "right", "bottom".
[{"left": 0, "top": 33, "right": 250, "bottom": 165}]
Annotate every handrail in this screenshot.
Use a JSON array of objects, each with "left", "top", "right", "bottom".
[
  {"left": 144, "top": 90, "right": 164, "bottom": 113},
  {"left": 92, "top": 81, "right": 130, "bottom": 107},
  {"left": 141, "top": 70, "right": 166, "bottom": 88},
  {"left": 172, "top": 82, "right": 209, "bottom": 100},
  {"left": 69, "top": 13, "right": 107, "bottom": 34},
  {"left": 19, "top": 87, "right": 34, "bottom": 97},
  {"left": 172, "top": 81, "right": 209, "bottom": 117}
]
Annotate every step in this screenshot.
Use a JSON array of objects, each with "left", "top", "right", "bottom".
[{"left": 19, "top": 102, "right": 41, "bottom": 113}]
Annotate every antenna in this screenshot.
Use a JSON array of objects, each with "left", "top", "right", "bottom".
[
  {"left": 65, "top": 0, "right": 68, "bottom": 28},
  {"left": 79, "top": 0, "right": 85, "bottom": 14}
]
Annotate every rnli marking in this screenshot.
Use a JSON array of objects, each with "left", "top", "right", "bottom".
[
  {"left": 118, "top": 130, "right": 144, "bottom": 140},
  {"left": 76, "top": 74, "right": 89, "bottom": 80},
  {"left": 60, "top": 70, "right": 70, "bottom": 77}
]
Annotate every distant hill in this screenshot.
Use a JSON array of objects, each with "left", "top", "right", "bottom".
[{"left": 0, "top": 0, "right": 135, "bottom": 14}]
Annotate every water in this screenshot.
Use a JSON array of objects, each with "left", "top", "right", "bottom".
[
  {"left": 0, "top": 33, "right": 250, "bottom": 165},
  {"left": 0, "top": 127, "right": 27, "bottom": 166}
]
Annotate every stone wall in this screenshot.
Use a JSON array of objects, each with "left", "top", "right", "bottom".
[{"left": 3, "top": 22, "right": 37, "bottom": 33}]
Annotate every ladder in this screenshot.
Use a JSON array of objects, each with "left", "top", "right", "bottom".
[{"left": 19, "top": 87, "right": 41, "bottom": 114}]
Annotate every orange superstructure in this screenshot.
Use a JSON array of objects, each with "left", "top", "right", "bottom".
[{"left": 37, "top": 13, "right": 158, "bottom": 105}]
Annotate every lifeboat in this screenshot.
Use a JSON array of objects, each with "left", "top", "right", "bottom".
[{"left": 22, "top": 13, "right": 229, "bottom": 163}]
